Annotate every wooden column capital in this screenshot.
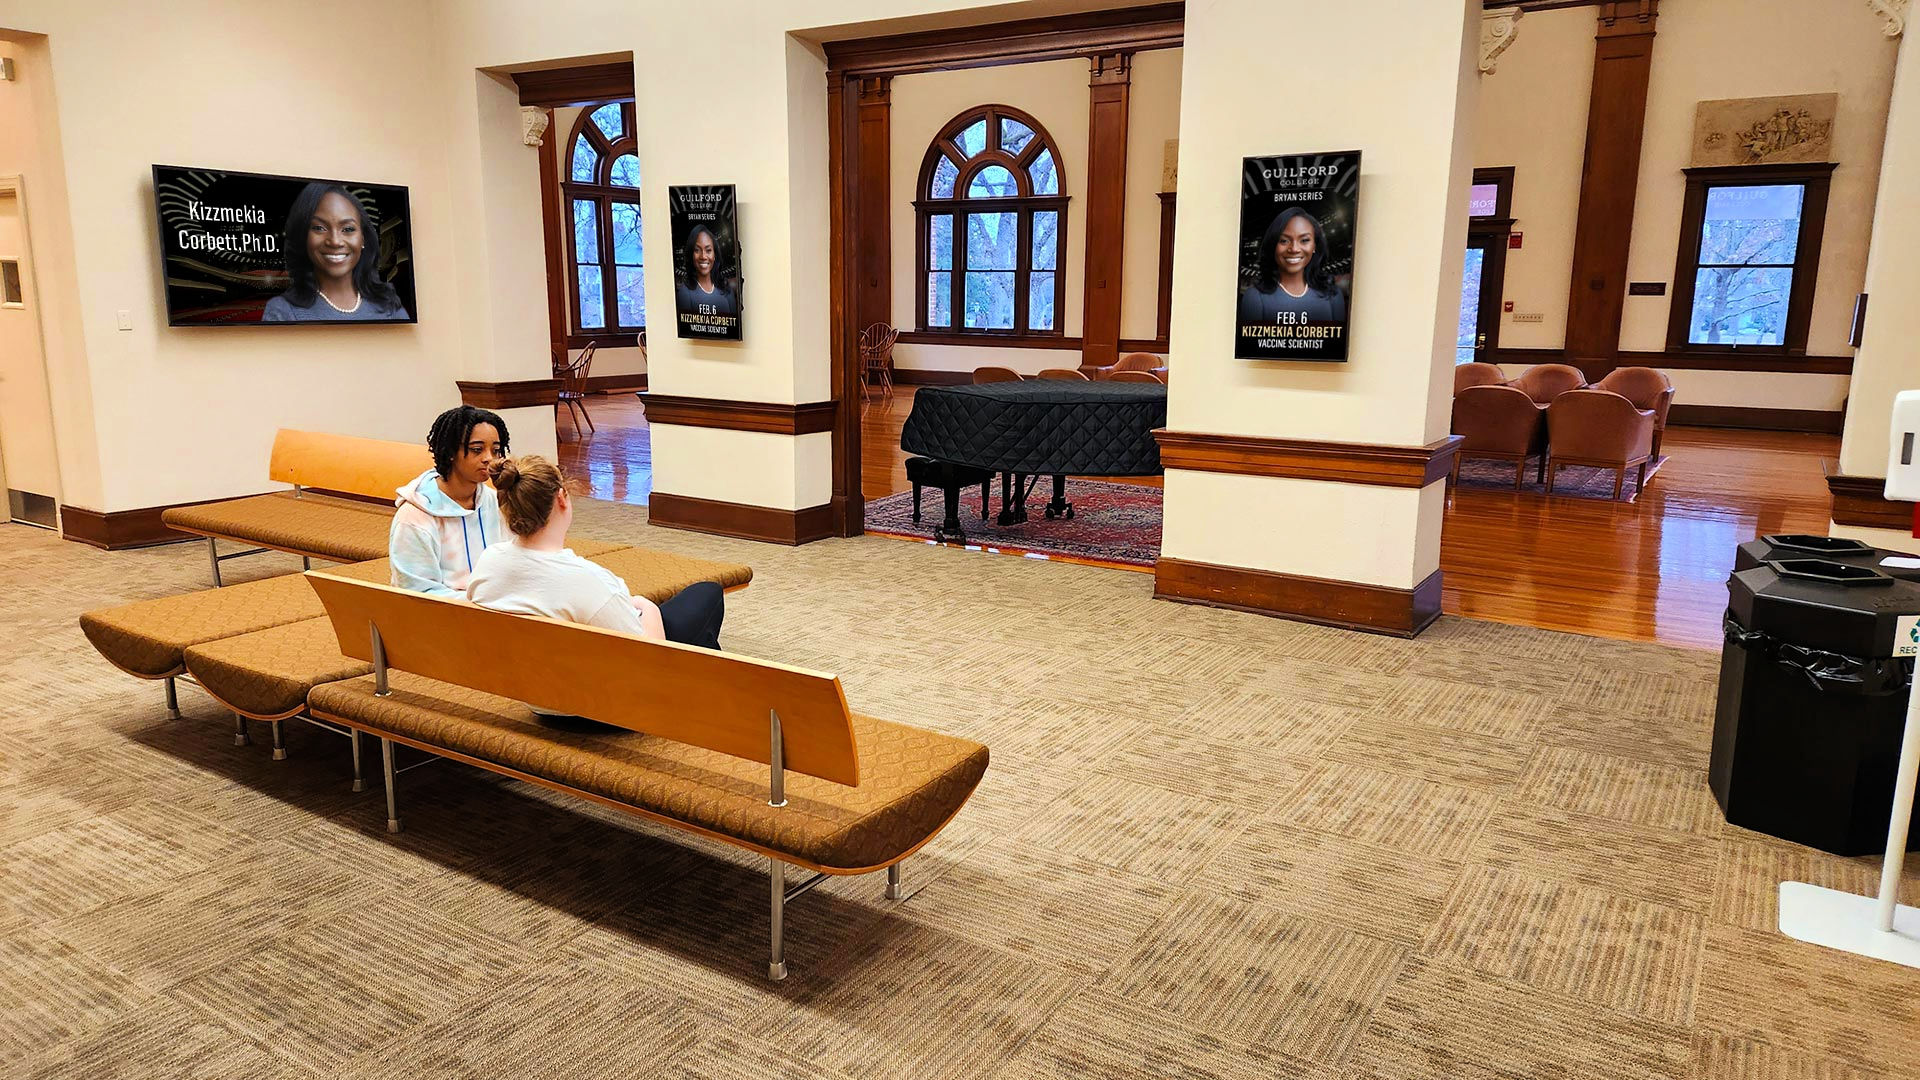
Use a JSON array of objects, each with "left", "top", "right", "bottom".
[
  {"left": 855, "top": 74, "right": 892, "bottom": 104},
  {"left": 1596, "top": 0, "right": 1658, "bottom": 35},
  {"left": 1088, "top": 50, "right": 1133, "bottom": 85}
]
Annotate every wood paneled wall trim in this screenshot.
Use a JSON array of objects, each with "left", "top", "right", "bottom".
[
  {"left": 582, "top": 373, "right": 647, "bottom": 394},
  {"left": 640, "top": 395, "right": 837, "bottom": 436},
  {"left": 1081, "top": 52, "right": 1131, "bottom": 368},
  {"left": 1482, "top": 347, "right": 1851, "bottom": 377},
  {"left": 648, "top": 493, "right": 836, "bottom": 546},
  {"left": 1154, "top": 430, "right": 1462, "bottom": 488},
  {"left": 1668, "top": 404, "right": 1842, "bottom": 435},
  {"left": 513, "top": 62, "right": 634, "bottom": 108},
  {"left": 821, "top": 3, "right": 1183, "bottom": 77},
  {"left": 1563, "top": 1, "right": 1658, "bottom": 365},
  {"left": 457, "top": 379, "right": 561, "bottom": 410},
  {"left": 893, "top": 369, "right": 973, "bottom": 386},
  {"left": 1155, "top": 557, "right": 1442, "bottom": 638},
  {"left": 61, "top": 497, "right": 259, "bottom": 551},
  {"left": 1154, "top": 192, "right": 1176, "bottom": 346},
  {"left": 1827, "top": 473, "right": 1918, "bottom": 531},
  {"left": 898, "top": 330, "right": 1083, "bottom": 350}
]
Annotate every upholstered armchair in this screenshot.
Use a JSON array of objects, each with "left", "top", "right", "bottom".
[
  {"left": 1508, "top": 363, "right": 1587, "bottom": 406},
  {"left": 1453, "top": 362, "right": 1506, "bottom": 394},
  {"left": 1451, "top": 384, "right": 1546, "bottom": 490},
  {"left": 1546, "top": 389, "right": 1657, "bottom": 500},
  {"left": 972, "top": 366, "right": 1022, "bottom": 384},
  {"left": 1595, "top": 366, "right": 1676, "bottom": 458},
  {"left": 1090, "top": 352, "right": 1162, "bottom": 380}
]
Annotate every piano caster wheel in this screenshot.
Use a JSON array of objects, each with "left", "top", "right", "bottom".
[
  {"left": 1045, "top": 507, "right": 1056, "bottom": 520},
  {"left": 1065, "top": 505, "right": 1074, "bottom": 520}
]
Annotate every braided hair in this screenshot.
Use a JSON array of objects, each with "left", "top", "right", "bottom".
[{"left": 426, "top": 405, "right": 510, "bottom": 479}]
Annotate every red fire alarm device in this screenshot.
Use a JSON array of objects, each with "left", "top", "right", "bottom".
[
  {"left": 1502, "top": 300, "right": 1515, "bottom": 313},
  {"left": 1508, "top": 232, "right": 1524, "bottom": 249}
]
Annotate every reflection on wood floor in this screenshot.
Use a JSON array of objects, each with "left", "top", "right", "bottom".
[{"left": 567, "top": 385, "right": 1846, "bottom": 649}]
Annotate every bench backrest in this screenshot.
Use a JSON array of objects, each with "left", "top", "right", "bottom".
[
  {"left": 269, "top": 429, "right": 432, "bottom": 502},
  {"left": 304, "top": 571, "right": 861, "bottom": 786}
]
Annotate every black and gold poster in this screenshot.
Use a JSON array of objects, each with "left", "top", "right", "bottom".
[
  {"left": 1234, "top": 152, "right": 1358, "bottom": 361},
  {"left": 668, "top": 184, "right": 743, "bottom": 341}
]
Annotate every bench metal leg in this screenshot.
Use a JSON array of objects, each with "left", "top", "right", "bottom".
[
  {"left": 382, "top": 738, "right": 402, "bottom": 833},
  {"left": 270, "top": 720, "right": 287, "bottom": 761},
  {"left": 769, "top": 857, "right": 787, "bottom": 981},
  {"left": 349, "top": 729, "right": 366, "bottom": 792},
  {"left": 887, "top": 862, "right": 905, "bottom": 901},
  {"left": 302, "top": 556, "right": 312, "bottom": 571},
  {"left": 232, "top": 712, "right": 250, "bottom": 746},
  {"left": 164, "top": 676, "right": 179, "bottom": 720},
  {"left": 207, "top": 537, "right": 223, "bottom": 587}
]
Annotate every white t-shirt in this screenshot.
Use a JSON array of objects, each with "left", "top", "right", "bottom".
[{"left": 467, "top": 542, "right": 644, "bottom": 636}]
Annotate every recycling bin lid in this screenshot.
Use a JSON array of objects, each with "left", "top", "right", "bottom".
[
  {"left": 1729, "top": 560, "right": 1920, "bottom": 657},
  {"left": 1734, "top": 534, "right": 1920, "bottom": 581}
]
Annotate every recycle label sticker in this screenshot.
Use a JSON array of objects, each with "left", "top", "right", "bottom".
[{"left": 1897, "top": 614, "right": 1920, "bottom": 658}]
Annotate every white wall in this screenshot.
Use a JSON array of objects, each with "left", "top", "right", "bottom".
[
  {"left": 1164, "top": 0, "right": 1475, "bottom": 589},
  {"left": 0, "top": 0, "right": 481, "bottom": 512},
  {"left": 1474, "top": 0, "right": 1898, "bottom": 414},
  {"left": 1840, "top": 21, "right": 1920, "bottom": 476},
  {"left": 1473, "top": 6, "right": 1592, "bottom": 350},
  {"left": 1121, "top": 46, "right": 1180, "bottom": 344}
]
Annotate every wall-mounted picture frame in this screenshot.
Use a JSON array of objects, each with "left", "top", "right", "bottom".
[
  {"left": 667, "top": 184, "right": 743, "bottom": 341},
  {"left": 1234, "top": 151, "right": 1359, "bottom": 361}
]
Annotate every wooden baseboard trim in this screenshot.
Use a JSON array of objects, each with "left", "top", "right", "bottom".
[
  {"left": 456, "top": 379, "right": 561, "bottom": 410},
  {"left": 1827, "top": 473, "right": 1918, "bottom": 531},
  {"left": 647, "top": 492, "right": 836, "bottom": 545},
  {"left": 1155, "top": 430, "right": 1461, "bottom": 488},
  {"left": 1154, "top": 557, "right": 1442, "bottom": 637},
  {"left": 1668, "top": 404, "right": 1842, "bottom": 434},
  {"left": 584, "top": 374, "right": 648, "bottom": 394},
  {"left": 641, "top": 394, "right": 836, "bottom": 436},
  {"left": 892, "top": 369, "right": 973, "bottom": 386}
]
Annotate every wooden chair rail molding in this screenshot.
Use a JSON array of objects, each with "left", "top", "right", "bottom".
[
  {"left": 456, "top": 379, "right": 561, "bottom": 411},
  {"left": 1827, "top": 472, "right": 1919, "bottom": 531},
  {"left": 1156, "top": 558, "right": 1442, "bottom": 638},
  {"left": 1153, "top": 430, "right": 1462, "bottom": 488},
  {"left": 640, "top": 395, "right": 837, "bottom": 436}
]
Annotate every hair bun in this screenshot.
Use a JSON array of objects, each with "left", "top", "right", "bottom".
[{"left": 488, "top": 458, "right": 520, "bottom": 490}]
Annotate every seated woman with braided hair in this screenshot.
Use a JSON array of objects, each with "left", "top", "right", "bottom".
[{"left": 466, "top": 455, "right": 725, "bottom": 651}]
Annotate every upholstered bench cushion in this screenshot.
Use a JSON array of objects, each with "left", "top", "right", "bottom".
[
  {"left": 80, "top": 574, "right": 325, "bottom": 678},
  {"left": 183, "top": 618, "right": 372, "bottom": 720},
  {"left": 162, "top": 492, "right": 394, "bottom": 563},
  {"left": 587, "top": 546, "right": 754, "bottom": 602},
  {"left": 308, "top": 673, "right": 987, "bottom": 871},
  {"left": 562, "top": 538, "right": 630, "bottom": 560}
]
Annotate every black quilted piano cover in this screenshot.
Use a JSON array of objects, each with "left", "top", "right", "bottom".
[{"left": 899, "top": 381, "right": 1168, "bottom": 476}]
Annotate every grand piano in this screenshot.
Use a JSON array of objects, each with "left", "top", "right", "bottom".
[{"left": 898, "top": 380, "right": 1167, "bottom": 542}]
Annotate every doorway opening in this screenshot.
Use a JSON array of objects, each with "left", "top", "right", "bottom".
[
  {"left": 1457, "top": 166, "right": 1513, "bottom": 365},
  {"left": 513, "top": 62, "right": 653, "bottom": 506}
]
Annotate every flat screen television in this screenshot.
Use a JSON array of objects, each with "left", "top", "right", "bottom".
[{"left": 152, "top": 165, "right": 416, "bottom": 325}]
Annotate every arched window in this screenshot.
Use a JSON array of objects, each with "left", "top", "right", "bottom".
[
  {"left": 565, "top": 101, "right": 644, "bottom": 338},
  {"left": 915, "top": 105, "right": 1068, "bottom": 337}
]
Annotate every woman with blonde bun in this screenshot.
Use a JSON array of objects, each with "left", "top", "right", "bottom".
[{"left": 466, "top": 456, "right": 724, "bottom": 650}]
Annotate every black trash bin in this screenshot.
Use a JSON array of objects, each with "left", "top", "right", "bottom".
[
  {"left": 1733, "top": 534, "right": 1920, "bottom": 582},
  {"left": 1709, "top": 558, "right": 1920, "bottom": 855}
]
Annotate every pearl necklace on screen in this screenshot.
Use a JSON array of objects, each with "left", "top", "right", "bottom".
[{"left": 320, "top": 290, "right": 363, "bottom": 314}]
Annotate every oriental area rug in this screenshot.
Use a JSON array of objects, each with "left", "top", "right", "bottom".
[{"left": 864, "top": 477, "right": 1162, "bottom": 568}]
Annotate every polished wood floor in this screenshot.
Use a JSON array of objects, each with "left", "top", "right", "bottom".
[{"left": 568, "top": 386, "right": 1843, "bottom": 649}]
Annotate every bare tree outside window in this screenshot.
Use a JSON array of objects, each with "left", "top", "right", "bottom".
[{"left": 1686, "top": 184, "right": 1801, "bottom": 346}]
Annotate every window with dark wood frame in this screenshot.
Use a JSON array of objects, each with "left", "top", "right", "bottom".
[
  {"left": 1665, "top": 162, "right": 1833, "bottom": 356},
  {"left": 1463, "top": 167, "right": 1516, "bottom": 360},
  {"left": 563, "top": 101, "right": 645, "bottom": 347},
  {"left": 913, "top": 105, "right": 1069, "bottom": 341}
]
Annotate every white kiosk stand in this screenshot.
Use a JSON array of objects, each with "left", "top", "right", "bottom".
[{"left": 1777, "top": 389, "right": 1920, "bottom": 967}]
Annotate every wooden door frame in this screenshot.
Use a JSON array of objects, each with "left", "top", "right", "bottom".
[{"left": 822, "top": 4, "right": 1185, "bottom": 537}]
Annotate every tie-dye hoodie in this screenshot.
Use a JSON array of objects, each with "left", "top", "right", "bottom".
[{"left": 389, "top": 468, "right": 507, "bottom": 597}]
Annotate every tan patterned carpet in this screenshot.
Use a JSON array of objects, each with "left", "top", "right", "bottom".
[{"left": 3, "top": 499, "right": 1918, "bottom": 1079}]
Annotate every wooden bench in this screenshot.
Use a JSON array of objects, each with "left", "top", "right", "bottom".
[
  {"left": 302, "top": 570, "right": 988, "bottom": 980},
  {"left": 79, "top": 542, "right": 752, "bottom": 786},
  {"left": 161, "top": 429, "right": 432, "bottom": 585}
]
